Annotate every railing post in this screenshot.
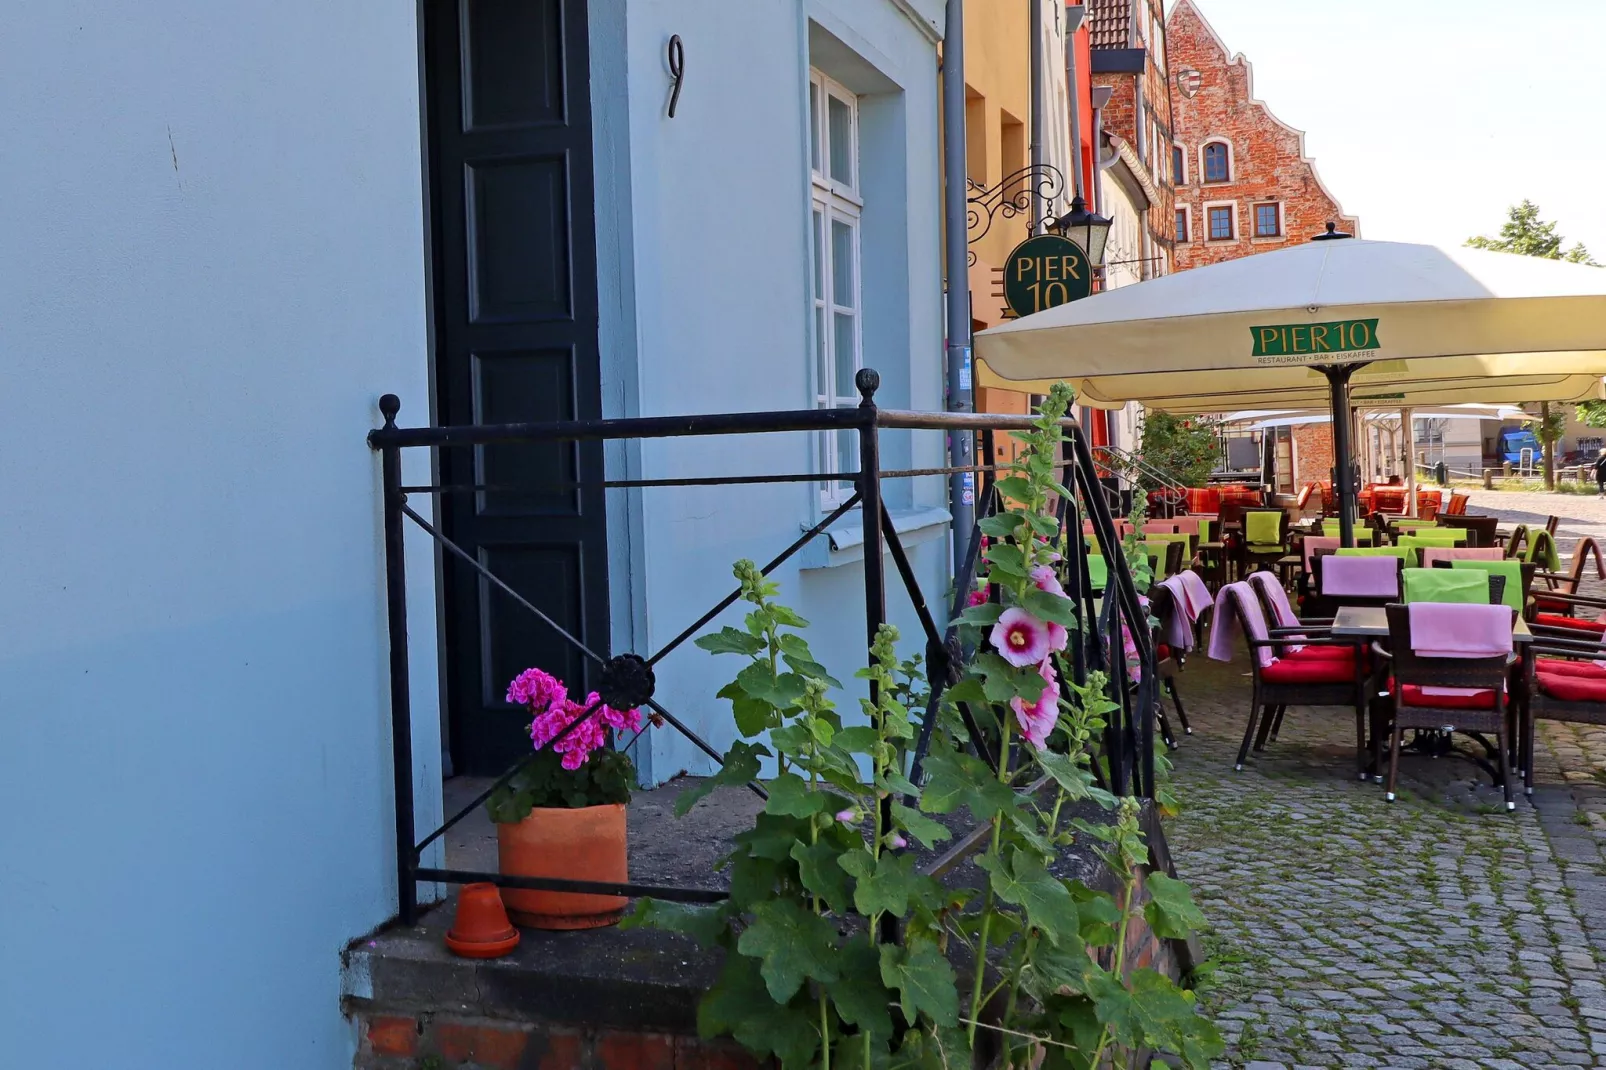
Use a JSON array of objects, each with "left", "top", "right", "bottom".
[
  {"left": 855, "top": 369, "right": 897, "bottom": 945},
  {"left": 378, "top": 394, "right": 417, "bottom": 926}
]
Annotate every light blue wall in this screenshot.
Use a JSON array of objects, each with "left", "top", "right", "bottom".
[
  {"left": 0, "top": 3, "right": 439, "bottom": 1066},
  {"left": 593, "top": 0, "right": 950, "bottom": 784}
]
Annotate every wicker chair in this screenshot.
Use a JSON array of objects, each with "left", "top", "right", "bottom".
[
  {"left": 1534, "top": 537, "right": 1606, "bottom": 613},
  {"left": 1522, "top": 634, "right": 1606, "bottom": 794},
  {"left": 1239, "top": 507, "right": 1291, "bottom": 575},
  {"left": 1375, "top": 604, "right": 1519, "bottom": 809},
  {"left": 1147, "top": 583, "right": 1195, "bottom": 746},
  {"left": 1216, "top": 582, "right": 1367, "bottom": 775},
  {"left": 1439, "top": 514, "right": 1500, "bottom": 548}
]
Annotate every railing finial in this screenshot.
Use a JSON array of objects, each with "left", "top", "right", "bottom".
[
  {"left": 379, "top": 394, "right": 401, "bottom": 430},
  {"left": 856, "top": 367, "right": 881, "bottom": 406}
]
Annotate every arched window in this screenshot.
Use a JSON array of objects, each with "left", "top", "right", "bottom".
[{"left": 1203, "top": 141, "right": 1230, "bottom": 183}]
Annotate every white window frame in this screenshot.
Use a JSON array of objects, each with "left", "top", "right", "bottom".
[
  {"left": 1199, "top": 139, "right": 1234, "bottom": 184},
  {"left": 1252, "top": 200, "right": 1285, "bottom": 241},
  {"left": 1175, "top": 204, "right": 1192, "bottom": 243},
  {"left": 1204, "top": 200, "right": 1237, "bottom": 242},
  {"left": 808, "top": 69, "right": 864, "bottom": 508},
  {"left": 1172, "top": 141, "right": 1188, "bottom": 186}
]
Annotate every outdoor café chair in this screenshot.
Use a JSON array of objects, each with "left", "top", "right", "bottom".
[
  {"left": 1144, "top": 537, "right": 1187, "bottom": 583},
  {"left": 1427, "top": 558, "right": 1531, "bottom": 614},
  {"left": 1439, "top": 514, "right": 1499, "bottom": 547},
  {"left": 1209, "top": 581, "right": 1367, "bottom": 773},
  {"left": 1240, "top": 507, "right": 1290, "bottom": 574},
  {"left": 1376, "top": 603, "right": 1519, "bottom": 809},
  {"left": 1521, "top": 632, "right": 1606, "bottom": 794},
  {"left": 1309, "top": 552, "right": 1405, "bottom": 616},
  {"left": 1148, "top": 582, "right": 1195, "bottom": 746},
  {"left": 1530, "top": 588, "right": 1606, "bottom": 639},
  {"left": 1534, "top": 537, "right": 1605, "bottom": 612},
  {"left": 1503, "top": 524, "right": 1529, "bottom": 559},
  {"left": 1444, "top": 492, "right": 1471, "bottom": 516}
]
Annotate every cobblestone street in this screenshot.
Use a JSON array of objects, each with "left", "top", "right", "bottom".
[{"left": 1166, "top": 631, "right": 1606, "bottom": 1069}]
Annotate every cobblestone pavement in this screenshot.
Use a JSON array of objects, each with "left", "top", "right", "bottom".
[{"left": 1165, "top": 651, "right": 1606, "bottom": 1069}]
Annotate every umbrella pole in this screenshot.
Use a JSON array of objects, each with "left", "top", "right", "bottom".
[{"left": 1324, "top": 364, "right": 1363, "bottom": 546}]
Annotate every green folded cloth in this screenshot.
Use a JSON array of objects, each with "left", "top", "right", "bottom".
[
  {"left": 1450, "top": 559, "right": 1524, "bottom": 611},
  {"left": 1318, "top": 518, "right": 1367, "bottom": 537},
  {"left": 1527, "top": 530, "right": 1561, "bottom": 571},
  {"left": 1245, "top": 511, "right": 1283, "bottom": 545},
  {"left": 1087, "top": 554, "right": 1108, "bottom": 592},
  {"left": 1337, "top": 546, "right": 1412, "bottom": 559},
  {"left": 1399, "top": 532, "right": 1467, "bottom": 551},
  {"left": 1403, "top": 567, "right": 1489, "bottom": 605}
]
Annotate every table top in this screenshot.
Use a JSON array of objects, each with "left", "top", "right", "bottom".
[{"left": 1330, "top": 605, "right": 1533, "bottom": 644}]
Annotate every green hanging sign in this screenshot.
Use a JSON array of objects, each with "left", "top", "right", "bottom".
[
  {"left": 1249, "top": 318, "right": 1381, "bottom": 363},
  {"left": 1002, "top": 235, "right": 1092, "bottom": 318}
]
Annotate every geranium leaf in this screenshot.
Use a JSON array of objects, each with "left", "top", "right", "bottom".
[
  {"left": 878, "top": 940, "right": 960, "bottom": 1027},
  {"left": 735, "top": 899, "right": 841, "bottom": 1002}
]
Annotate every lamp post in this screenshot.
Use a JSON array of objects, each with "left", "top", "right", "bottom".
[{"left": 1051, "top": 195, "right": 1113, "bottom": 273}]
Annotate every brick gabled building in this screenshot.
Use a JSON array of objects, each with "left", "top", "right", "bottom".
[
  {"left": 1088, "top": 0, "right": 1175, "bottom": 279},
  {"left": 1166, "top": 0, "right": 1359, "bottom": 270}
]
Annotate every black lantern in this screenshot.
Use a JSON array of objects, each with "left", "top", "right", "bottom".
[
  {"left": 1311, "top": 221, "right": 1354, "bottom": 241},
  {"left": 1050, "top": 195, "right": 1113, "bottom": 267}
]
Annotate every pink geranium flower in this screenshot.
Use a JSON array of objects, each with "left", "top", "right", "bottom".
[
  {"left": 991, "top": 608, "right": 1051, "bottom": 667},
  {"left": 967, "top": 586, "right": 989, "bottom": 608},
  {"left": 511, "top": 666, "right": 645, "bottom": 768},
  {"left": 1010, "top": 659, "right": 1061, "bottom": 750},
  {"left": 507, "top": 667, "right": 567, "bottom": 714}
]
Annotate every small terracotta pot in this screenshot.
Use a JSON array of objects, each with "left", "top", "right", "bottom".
[
  {"left": 444, "top": 882, "right": 520, "bottom": 959},
  {"left": 496, "top": 803, "right": 628, "bottom": 930}
]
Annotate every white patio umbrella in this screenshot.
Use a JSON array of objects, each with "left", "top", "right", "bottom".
[{"left": 974, "top": 236, "right": 1606, "bottom": 541}]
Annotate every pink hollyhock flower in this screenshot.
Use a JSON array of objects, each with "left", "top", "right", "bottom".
[
  {"left": 967, "top": 586, "right": 989, "bottom": 608},
  {"left": 836, "top": 809, "right": 858, "bottom": 824},
  {"left": 1030, "top": 565, "right": 1067, "bottom": 598},
  {"left": 991, "top": 608, "right": 1051, "bottom": 667},
  {"left": 1010, "top": 659, "right": 1060, "bottom": 750},
  {"left": 887, "top": 832, "right": 908, "bottom": 850},
  {"left": 507, "top": 667, "right": 567, "bottom": 714},
  {"left": 1046, "top": 621, "right": 1069, "bottom": 654}
]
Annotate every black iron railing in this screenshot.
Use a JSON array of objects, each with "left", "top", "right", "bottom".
[{"left": 369, "top": 369, "right": 1156, "bottom": 925}]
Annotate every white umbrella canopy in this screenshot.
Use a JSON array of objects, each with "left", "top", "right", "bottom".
[{"left": 973, "top": 238, "right": 1606, "bottom": 539}]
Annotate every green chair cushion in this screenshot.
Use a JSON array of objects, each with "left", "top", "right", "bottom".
[
  {"left": 1336, "top": 546, "right": 1412, "bottom": 559},
  {"left": 1245, "top": 511, "right": 1283, "bottom": 545},
  {"left": 1087, "top": 555, "right": 1108, "bottom": 592},
  {"left": 1403, "top": 567, "right": 1489, "bottom": 605},
  {"left": 1450, "top": 559, "right": 1524, "bottom": 611}
]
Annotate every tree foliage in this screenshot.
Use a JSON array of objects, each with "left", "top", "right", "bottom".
[
  {"left": 1136, "top": 412, "right": 1220, "bottom": 491},
  {"left": 1466, "top": 199, "right": 1598, "bottom": 265}
]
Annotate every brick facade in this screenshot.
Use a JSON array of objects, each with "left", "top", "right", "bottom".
[
  {"left": 1291, "top": 419, "right": 1336, "bottom": 491},
  {"left": 1090, "top": 0, "right": 1174, "bottom": 278},
  {"left": 1165, "top": 0, "right": 1359, "bottom": 271}
]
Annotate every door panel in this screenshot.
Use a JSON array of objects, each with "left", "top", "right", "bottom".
[{"left": 426, "top": 0, "right": 607, "bottom": 776}]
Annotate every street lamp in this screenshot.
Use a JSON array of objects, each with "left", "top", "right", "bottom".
[{"left": 1050, "top": 195, "right": 1112, "bottom": 267}]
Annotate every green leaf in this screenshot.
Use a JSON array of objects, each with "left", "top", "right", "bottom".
[
  {"left": 891, "top": 802, "right": 952, "bottom": 849},
  {"left": 695, "top": 626, "right": 766, "bottom": 656},
  {"left": 736, "top": 899, "right": 842, "bottom": 1002},
  {"left": 675, "top": 740, "right": 767, "bottom": 816},
  {"left": 1143, "top": 872, "right": 1208, "bottom": 940},
  {"left": 957, "top": 602, "right": 1004, "bottom": 627},
  {"left": 878, "top": 940, "right": 960, "bottom": 1027},
  {"left": 992, "top": 476, "right": 1032, "bottom": 503},
  {"left": 839, "top": 849, "right": 934, "bottom": 918},
  {"left": 1021, "top": 934, "right": 1095, "bottom": 1001},
  {"left": 770, "top": 604, "right": 810, "bottom": 628},
  {"left": 939, "top": 677, "right": 987, "bottom": 707},
  {"left": 791, "top": 838, "right": 853, "bottom": 914},
  {"left": 764, "top": 772, "right": 828, "bottom": 819},
  {"left": 736, "top": 663, "right": 808, "bottom": 708},
  {"left": 977, "top": 849, "right": 1080, "bottom": 947},
  {"left": 621, "top": 897, "right": 730, "bottom": 946},
  {"left": 1034, "top": 749, "right": 1096, "bottom": 801},
  {"left": 1068, "top": 881, "right": 1121, "bottom": 947},
  {"left": 983, "top": 542, "right": 1027, "bottom": 579},
  {"left": 699, "top": 953, "right": 820, "bottom": 1069},
  {"left": 827, "top": 936, "right": 896, "bottom": 1040},
  {"left": 1022, "top": 587, "right": 1079, "bottom": 626},
  {"left": 719, "top": 680, "right": 777, "bottom": 737},
  {"left": 978, "top": 514, "right": 1021, "bottom": 537},
  {"left": 878, "top": 769, "right": 920, "bottom": 797},
  {"left": 835, "top": 726, "right": 880, "bottom": 754},
  {"left": 976, "top": 653, "right": 1048, "bottom": 705},
  {"left": 917, "top": 747, "right": 1014, "bottom": 820},
  {"left": 736, "top": 812, "right": 810, "bottom": 862}
]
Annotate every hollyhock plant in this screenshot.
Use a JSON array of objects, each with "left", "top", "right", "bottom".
[{"left": 990, "top": 607, "right": 1052, "bottom": 668}]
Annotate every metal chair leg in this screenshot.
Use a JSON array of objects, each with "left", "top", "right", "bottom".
[
  {"left": 1165, "top": 676, "right": 1193, "bottom": 735},
  {"left": 1253, "top": 702, "right": 1277, "bottom": 752},
  {"left": 1155, "top": 700, "right": 1178, "bottom": 751},
  {"left": 1386, "top": 724, "right": 1403, "bottom": 802},
  {"left": 1498, "top": 720, "right": 1515, "bottom": 812},
  {"left": 1235, "top": 699, "right": 1264, "bottom": 771},
  {"left": 1268, "top": 704, "right": 1287, "bottom": 741}
]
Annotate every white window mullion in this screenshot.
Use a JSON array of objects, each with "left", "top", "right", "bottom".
[{"left": 809, "top": 69, "right": 862, "bottom": 508}]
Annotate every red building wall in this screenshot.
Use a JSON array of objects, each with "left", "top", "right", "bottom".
[{"left": 1166, "top": 0, "right": 1359, "bottom": 271}]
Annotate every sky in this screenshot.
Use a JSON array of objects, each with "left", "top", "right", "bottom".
[{"left": 1175, "top": 0, "right": 1606, "bottom": 257}]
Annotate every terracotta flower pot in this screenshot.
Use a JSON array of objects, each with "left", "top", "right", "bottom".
[
  {"left": 496, "top": 802, "right": 628, "bottom": 930},
  {"left": 444, "top": 882, "right": 520, "bottom": 959}
]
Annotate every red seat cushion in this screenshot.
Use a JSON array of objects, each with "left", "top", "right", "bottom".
[
  {"left": 1287, "top": 646, "right": 1355, "bottom": 662},
  {"left": 1535, "top": 613, "right": 1606, "bottom": 635},
  {"left": 1156, "top": 643, "right": 1172, "bottom": 661},
  {"left": 1398, "top": 683, "right": 1499, "bottom": 710},
  {"left": 1534, "top": 596, "right": 1570, "bottom": 614},
  {"left": 1261, "top": 657, "right": 1354, "bottom": 684},
  {"left": 1536, "top": 658, "right": 1606, "bottom": 678},
  {"left": 1537, "top": 673, "right": 1606, "bottom": 702}
]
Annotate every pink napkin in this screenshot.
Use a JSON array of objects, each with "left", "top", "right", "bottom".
[
  {"left": 1176, "top": 569, "right": 1213, "bottom": 619},
  {"left": 1207, "top": 582, "right": 1274, "bottom": 667},
  {"left": 1303, "top": 536, "right": 1340, "bottom": 570},
  {"left": 1321, "top": 555, "right": 1399, "bottom": 598},
  {"left": 1421, "top": 547, "right": 1505, "bottom": 566},
  {"left": 1407, "top": 602, "right": 1513, "bottom": 698}
]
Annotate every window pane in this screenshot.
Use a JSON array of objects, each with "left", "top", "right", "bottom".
[
  {"left": 834, "top": 312, "right": 857, "bottom": 397},
  {"left": 828, "top": 95, "right": 853, "bottom": 186},
  {"left": 812, "top": 208, "right": 824, "bottom": 299},
  {"left": 815, "top": 305, "right": 828, "bottom": 397},
  {"left": 831, "top": 218, "right": 854, "bottom": 307},
  {"left": 1209, "top": 207, "right": 1231, "bottom": 240},
  {"left": 1172, "top": 145, "right": 1183, "bottom": 182},
  {"left": 1204, "top": 143, "right": 1228, "bottom": 182},
  {"left": 836, "top": 428, "right": 856, "bottom": 479},
  {"left": 1175, "top": 209, "right": 1187, "bottom": 241},
  {"left": 809, "top": 82, "right": 822, "bottom": 174},
  {"left": 1256, "top": 204, "right": 1279, "bottom": 237}
]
